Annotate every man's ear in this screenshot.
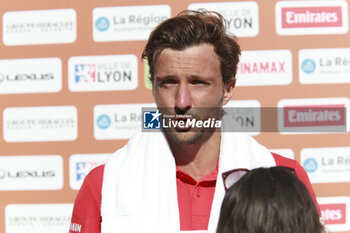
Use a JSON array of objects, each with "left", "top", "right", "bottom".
[{"left": 222, "top": 79, "right": 236, "bottom": 106}]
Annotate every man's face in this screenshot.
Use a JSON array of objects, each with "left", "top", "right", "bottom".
[{"left": 152, "top": 43, "right": 233, "bottom": 144}]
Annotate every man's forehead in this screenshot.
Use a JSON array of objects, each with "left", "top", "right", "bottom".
[
  {"left": 155, "top": 44, "right": 220, "bottom": 70},
  {"left": 159, "top": 44, "right": 216, "bottom": 57}
]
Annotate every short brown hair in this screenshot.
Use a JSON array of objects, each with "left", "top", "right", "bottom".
[{"left": 142, "top": 10, "right": 241, "bottom": 86}]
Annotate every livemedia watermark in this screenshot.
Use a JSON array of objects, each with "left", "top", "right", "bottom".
[{"left": 141, "top": 106, "right": 348, "bottom": 133}]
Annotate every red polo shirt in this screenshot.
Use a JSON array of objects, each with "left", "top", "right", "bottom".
[
  {"left": 176, "top": 166, "right": 218, "bottom": 230},
  {"left": 69, "top": 153, "right": 318, "bottom": 233}
]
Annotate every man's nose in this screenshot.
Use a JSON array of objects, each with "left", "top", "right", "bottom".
[{"left": 175, "top": 84, "right": 192, "bottom": 113}]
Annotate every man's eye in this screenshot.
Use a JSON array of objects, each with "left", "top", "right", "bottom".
[
  {"left": 191, "top": 80, "right": 207, "bottom": 85},
  {"left": 161, "top": 79, "right": 177, "bottom": 86}
]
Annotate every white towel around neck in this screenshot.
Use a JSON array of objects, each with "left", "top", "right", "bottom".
[{"left": 101, "top": 129, "right": 276, "bottom": 233}]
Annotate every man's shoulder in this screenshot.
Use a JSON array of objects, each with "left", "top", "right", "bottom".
[
  {"left": 75, "top": 164, "right": 105, "bottom": 205},
  {"left": 84, "top": 164, "right": 105, "bottom": 188},
  {"left": 70, "top": 165, "right": 105, "bottom": 233},
  {"left": 90, "top": 164, "right": 105, "bottom": 176}
]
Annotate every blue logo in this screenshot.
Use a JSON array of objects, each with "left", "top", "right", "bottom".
[
  {"left": 75, "top": 161, "right": 99, "bottom": 182},
  {"left": 143, "top": 110, "right": 161, "bottom": 129},
  {"left": 301, "top": 59, "right": 316, "bottom": 74},
  {"left": 76, "top": 162, "right": 88, "bottom": 181},
  {"left": 96, "top": 114, "right": 111, "bottom": 129},
  {"left": 75, "top": 64, "right": 96, "bottom": 83},
  {"left": 303, "top": 158, "right": 318, "bottom": 173},
  {"left": 95, "top": 17, "right": 110, "bottom": 32}
]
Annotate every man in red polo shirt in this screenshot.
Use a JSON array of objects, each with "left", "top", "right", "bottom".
[{"left": 69, "top": 10, "right": 318, "bottom": 233}]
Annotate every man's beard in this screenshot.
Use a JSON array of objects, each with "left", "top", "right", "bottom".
[
  {"left": 163, "top": 125, "right": 212, "bottom": 144},
  {"left": 161, "top": 107, "right": 222, "bottom": 145}
]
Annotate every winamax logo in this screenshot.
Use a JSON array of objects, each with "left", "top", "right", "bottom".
[
  {"left": 3, "top": 9, "right": 76, "bottom": 45},
  {"left": 299, "top": 48, "right": 350, "bottom": 84},
  {"left": 69, "top": 153, "right": 111, "bottom": 190},
  {"left": 0, "top": 155, "right": 63, "bottom": 191},
  {"left": 188, "top": 1, "right": 259, "bottom": 37},
  {"left": 68, "top": 55, "right": 138, "bottom": 92},
  {"left": 278, "top": 98, "right": 349, "bottom": 134},
  {"left": 236, "top": 50, "right": 292, "bottom": 86},
  {"left": 0, "top": 57, "right": 62, "bottom": 94},
  {"left": 3, "top": 106, "right": 77, "bottom": 142},
  {"left": 5, "top": 203, "right": 73, "bottom": 233},
  {"left": 276, "top": 1, "right": 349, "bottom": 35},
  {"left": 318, "top": 196, "right": 350, "bottom": 232},
  {"left": 301, "top": 147, "right": 350, "bottom": 184},
  {"left": 93, "top": 5, "right": 170, "bottom": 41}
]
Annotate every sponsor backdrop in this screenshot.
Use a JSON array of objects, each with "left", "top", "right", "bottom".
[{"left": 0, "top": 0, "right": 350, "bottom": 232}]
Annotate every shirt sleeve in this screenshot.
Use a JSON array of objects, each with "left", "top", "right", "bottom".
[
  {"left": 69, "top": 165, "right": 105, "bottom": 233},
  {"left": 272, "top": 153, "right": 320, "bottom": 215}
]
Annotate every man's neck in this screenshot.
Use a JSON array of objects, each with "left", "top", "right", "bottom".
[{"left": 168, "top": 131, "right": 221, "bottom": 181}]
